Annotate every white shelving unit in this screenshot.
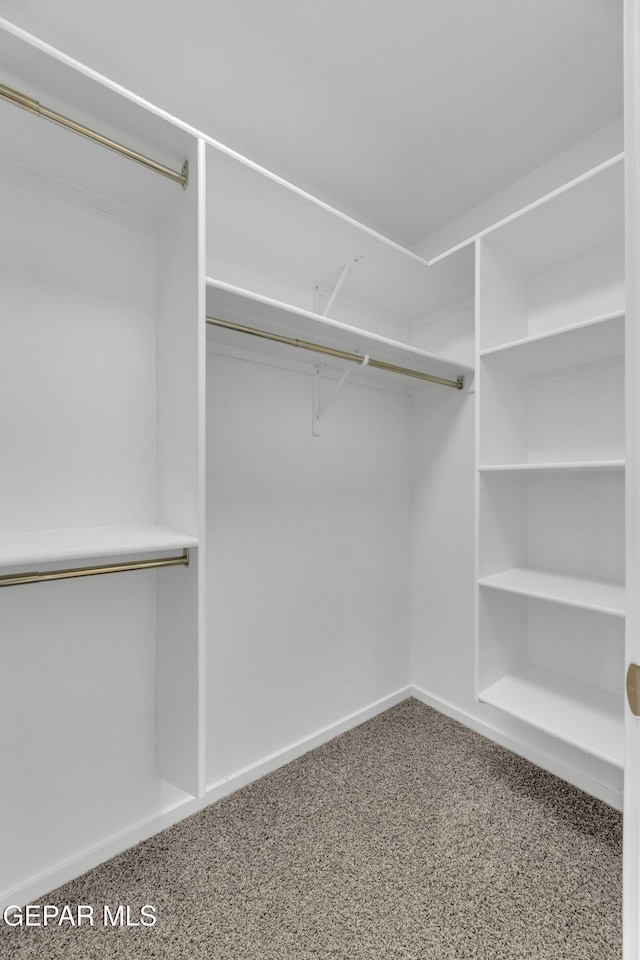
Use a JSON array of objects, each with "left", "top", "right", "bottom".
[
  {"left": 0, "top": 25, "right": 205, "bottom": 900},
  {"left": 476, "top": 158, "right": 626, "bottom": 767}
]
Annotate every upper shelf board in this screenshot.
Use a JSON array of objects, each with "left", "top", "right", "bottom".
[
  {"left": 482, "top": 158, "right": 624, "bottom": 277},
  {"left": 0, "top": 524, "right": 198, "bottom": 569},
  {"left": 0, "top": 28, "right": 193, "bottom": 217},
  {"left": 206, "top": 280, "right": 473, "bottom": 389},
  {"left": 206, "top": 146, "right": 474, "bottom": 323},
  {"left": 479, "top": 312, "right": 624, "bottom": 375}
]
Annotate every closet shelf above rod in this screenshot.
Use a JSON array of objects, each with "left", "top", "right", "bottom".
[
  {"left": 206, "top": 316, "right": 465, "bottom": 390},
  {"left": 0, "top": 82, "right": 188, "bottom": 187},
  {"left": 0, "top": 550, "right": 190, "bottom": 588}
]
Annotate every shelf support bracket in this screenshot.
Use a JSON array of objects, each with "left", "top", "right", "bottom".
[
  {"left": 313, "top": 255, "right": 363, "bottom": 317},
  {"left": 312, "top": 355, "right": 369, "bottom": 435}
]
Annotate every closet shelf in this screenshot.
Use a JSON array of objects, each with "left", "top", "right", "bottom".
[
  {"left": 479, "top": 568, "right": 625, "bottom": 617},
  {"left": 207, "top": 149, "right": 474, "bottom": 322},
  {"left": 0, "top": 524, "right": 198, "bottom": 568},
  {"left": 481, "top": 157, "right": 624, "bottom": 276},
  {"left": 0, "top": 46, "right": 194, "bottom": 218},
  {"left": 479, "top": 664, "right": 624, "bottom": 768},
  {"left": 0, "top": 81, "right": 188, "bottom": 187},
  {"left": 478, "top": 460, "right": 625, "bottom": 473},
  {"left": 206, "top": 279, "right": 473, "bottom": 389},
  {"left": 479, "top": 312, "right": 624, "bottom": 375}
]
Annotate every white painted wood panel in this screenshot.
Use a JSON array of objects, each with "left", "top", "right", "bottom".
[
  {"left": 411, "top": 384, "right": 477, "bottom": 705},
  {"left": 624, "top": 2, "right": 640, "bottom": 954},
  {"left": 205, "top": 351, "right": 412, "bottom": 785},
  {"left": 478, "top": 160, "right": 624, "bottom": 351},
  {"left": 157, "top": 551, "right": 202, "bottom": 797},
  {"left": 0, "top": 525, "right": 197, "bottom": 567},
  {"left": 527, "top": 471, "right": 625, "bottom": 582},
  {"left": 527, "top": 600, "right": 624, "bottom": 696},
  {"left": 0, "top": 173, "right": 158, "bottom": 532},
  {"left": 482, "top": 159, "right": 624, "bottom": 278},
  {"left": 479, "top": 567, "right": 625, "bottom": 616},
  {"left": 480, "top": 355, "right": 624, "bottom": 465},
  {"left": 412, "top": 300, "right": 475, "bottom": 369},
  {"left": 526, "top": 239, "right": 625, "bottom": 337},
  {"left": 479, "top": 470, "right": 625, "bottom": 582},
  {"left": 156, "top": 138, "right": 205, "bottom": 796},
  {"left": 156, "top": 135, "right": 203, "bottom": 537},
  {"left": 480, "top": 311, "right": 624, "bottom": 374},
  {"left": 479, "top": 665, "right": 624, "bottom": 767}
]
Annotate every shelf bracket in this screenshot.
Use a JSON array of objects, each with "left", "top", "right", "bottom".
[
  {"left": 312, "top": 356, "right": 369, "bottom": 436},
  {"left": 313, "top": 255, "right": 363, "bottom": 317}
]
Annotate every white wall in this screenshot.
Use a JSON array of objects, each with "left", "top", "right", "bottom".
[{"left": 205, "top": 349, "right": 413, "bottom": 785}]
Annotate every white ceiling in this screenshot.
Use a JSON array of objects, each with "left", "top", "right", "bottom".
[{"left": 0, "top": 0, "right": 623, "bottom": 245}]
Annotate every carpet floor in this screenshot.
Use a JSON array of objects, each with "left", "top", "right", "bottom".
[{"left": 0, "top": 699, "right": 622, "bottom": 959}]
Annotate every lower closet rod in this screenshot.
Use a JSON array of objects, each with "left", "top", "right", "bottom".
[
  {"left": 206, "top": 316, "right": 464, "bottom": 389},
  {"left": 0, "top": 550, "right": 189, "bottom": 588}
]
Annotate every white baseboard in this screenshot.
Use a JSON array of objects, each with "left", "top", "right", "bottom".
[
  {"left": 1, "top": 686, "right": 411, "bottom": 910},
  {"left": 410, "top": 685, "right": 624, "bottom": 811},
  {"left": 203, "top": 685, "right": 412, "bottom": 800}
]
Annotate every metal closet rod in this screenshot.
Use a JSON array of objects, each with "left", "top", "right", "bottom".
[
  {"left": 0, "top": 550, "right": 190, "bottom": 588},
  {"left": 0, "top": 82, "right": 188, "bottom": 188},
  {"left": 206, "top": 316, "right": 465, "bottom": 389}
]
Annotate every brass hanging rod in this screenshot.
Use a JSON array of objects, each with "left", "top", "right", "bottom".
[
  {"left": 206, "top": 316, "right": 465, "bottom": 390},
  {"left": 0, "top": 82, "right": 188, "bottom": 188},
  {"left": 0, "top": 549, "right": 190, "bottom": 588}
]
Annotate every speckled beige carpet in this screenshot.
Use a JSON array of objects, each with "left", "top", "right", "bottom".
[{"left": 0, "top": 699, "right": 622, "bottom": 959}]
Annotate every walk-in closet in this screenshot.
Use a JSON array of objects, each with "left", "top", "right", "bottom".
[{"left": 0, "top": 2, "right": 638, "bottom": 957}]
